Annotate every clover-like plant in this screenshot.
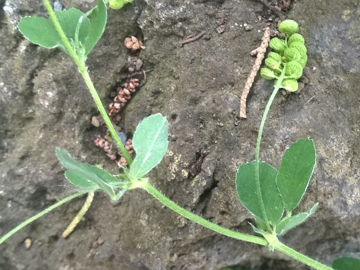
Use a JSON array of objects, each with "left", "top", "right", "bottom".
[
  {"left": 1, "top": 3, "right": 359, "bottom": 269},
  {"left": 236, "top": 20, "right": 316, "bottom": 245}
]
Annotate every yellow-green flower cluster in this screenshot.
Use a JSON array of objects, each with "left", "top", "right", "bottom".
[{"left": 261, "top": 20, "right": 307, "bottom": 92}]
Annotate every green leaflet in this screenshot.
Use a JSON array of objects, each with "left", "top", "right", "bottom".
[
  {"left": 84, "top": 0, "right": 107, "bottom": 55},
  {"left": 18, "top": 16, "right": 62, "bottom": 49},
  {"left": 275, "top": 203, "right": 318, "bottom": 235},
  {"left": 56, "top": 148, "right": 128, "bottom": 200},
  {"left": 236, "top": 161, "right": 283, "bottom": 226},
  {"left": 276, "top": 139, "right": 316, "bottom": 213},
  {"left": 129, "top": 114, "right": 169, "bottom": 180},
  {"left": 332, "top": 257, "right": 360, "bottom": 270}
]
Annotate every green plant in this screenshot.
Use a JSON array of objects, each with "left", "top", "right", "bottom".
[
  {"left": 0, "top": 1, "right": 359, "bottom": 269},
  {"left": 236, "top": 20, "right": 316, "bottom": 243}
]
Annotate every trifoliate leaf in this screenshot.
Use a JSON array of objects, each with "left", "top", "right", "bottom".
[
  {"left": 261, "top": 68, "right": 278, "bottom": 80},
  {"left": 281, "top": 79, "right": 298, "bottom": 92},
  {"left": 283, "top": 48, "right": 302, "bottom": 62},
  {"left": 278, "top": 20, "right": 298, "bottom": 35},
  {"left": 269, "top": 37, "right": 286, "bottom": 52},
  {"left": 289, "top": 42, "right": 307, "bottom": 57},
  {"left": 288, "top": 33, "right": 305, "bottom": 45},
  {"left": 285, "top": 61, "right": 303, "bottom": 79}
]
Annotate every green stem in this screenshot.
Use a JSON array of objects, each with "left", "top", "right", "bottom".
[
  {"left": 253, "top": 66, "right": 287, "bottom": 230},
  {"left": 141, "top": 181, "right": 268, "bottom": 246},
  {"left": 255, "top": 71, "right": 285, "bottom": 162},
  {"left": 255, "top": 85, "right": 280, "bottom": 162},
  {"left": 42, "top": 0, "right": 132, "bottom": 165},
  {"left": 274, "top": 241, "right": 333, "bottom": 270},
  {"left": 139, "top": 181, "right": 333, "bottom": 270},
  {"left": 0, "top": 192, "right": 86, "bottom": 245}
]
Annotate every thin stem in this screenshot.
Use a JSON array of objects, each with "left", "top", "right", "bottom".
[
  {"left": 255, "top": 64, "right": 287, "bottom": 161},
  {"left": 141, "top": 181, "right": 333, "bottom": 269},
  {"left": 274, "top": 241, "right": 333, "bottom": 270},
  {"left": 0, "top": 192, "right": 86, "bottom": 245},
  {"left": 255, "top": 86, "right": 280, "bottom": 162},
  {"left": 142, "top": 181, "right": 268, "bottom": 246},
  {"left": 253, "top": 66, "right": 287, "bottom": 232},
  {"left": 42, "top": 0, "right": 132, "bottom": 165}
]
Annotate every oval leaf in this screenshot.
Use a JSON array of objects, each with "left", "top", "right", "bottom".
[
  {"left": 129, "top": 114, "right": 169, "bottom": 179},
  {"left": 65, "top": 170, "right": 98, "bottom": 190},
  {"left": 84, "top": 0, "right": 107, "bottom": 55},
  {"left": 276, "top": 139, "right": 316, "bottom": 212},
  {"left": 55, "top": 148, "right": 127, "bottom": 198},
  {"left": 18, "top": 16, "right": 61, "bottom": 49},
  {"left": 276, "top": 203, "right": 318, "bottom": 235},
  {"left": 236, "top": 161, "right": 283, "bottom": 225},
  {"left": 332, "top": 257, "right": 360, "bottom": 270}
]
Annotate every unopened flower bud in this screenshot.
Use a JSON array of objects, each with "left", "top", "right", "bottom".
[
  {"left": 288, "top": 33, "right": 305, "bottom": 45},
  {"left": 285, "top": 61, "right": 303, "bottom": 79},
  {"left": 278, "top": 20, "right": 298, "bottom": 35},
  {"left": 269, "top": 37, "right": 286, "bottom": 52},
  {"left": 261, "top": 68, "right": 278, "bottom": 80},
  {"left": 281, "top": 79, "right": 298, "bottom": 92},
  {"left": 289, "top": 42, "right": 307, "bottom": 57},
  {"left": 298, "top": 54, "right": 308, "bottom": 68},
  {"left": 265, "top": 57, "right": 282, "bottom": 72},
  {"left": 268, "top": 52, "right": 282, "bottom": 62},
  {"left": 283, "top": 48, "right": 301, "bottom": 62}
]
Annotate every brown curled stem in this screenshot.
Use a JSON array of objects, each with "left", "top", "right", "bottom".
[
  {"left": 62, "top": 191, "right": 95, "bottom": 238},
  {"left": 240, "top": 28, "right": 270, "bottom": 119},
  {"left": 179, "top": 31, "right": 206, "bottom": 46}
]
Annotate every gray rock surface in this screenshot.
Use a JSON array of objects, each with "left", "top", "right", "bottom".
[{"left": 0, "top": 0, "right": 359, "bottom": 269}]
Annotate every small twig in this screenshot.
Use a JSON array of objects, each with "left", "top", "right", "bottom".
[
  {"left": 62, "top": 191, "right": 94, "bottom": 238},
  {"left": 240, "top": 28, "right": 271, "bottom": 119},
  {"left": 306, "top": 95, "right": 315, "bottom": 104},
  {"left": 179, "top": 31, "right": 206, "bottom": 46}
]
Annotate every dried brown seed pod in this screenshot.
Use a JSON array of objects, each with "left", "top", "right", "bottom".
[
  {"left": 124, "top": 37, "right": 134, "bottom": 49},
  {"left": 124, "top": 36, "right": 145, "bottom": 51}
]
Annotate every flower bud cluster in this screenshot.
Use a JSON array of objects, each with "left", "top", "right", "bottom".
[
  {"left": 108, "top": 78, "right": 139, "bottom": 115},
  {"left": 260, "top": 20, "right": 307, "bottom": 92}
]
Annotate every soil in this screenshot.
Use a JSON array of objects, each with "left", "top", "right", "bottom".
[{"left": 0, "top": 0, "right": 360, "bottom": 269}]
